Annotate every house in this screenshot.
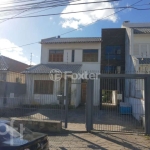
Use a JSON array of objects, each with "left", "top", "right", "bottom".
[
  {"left": 122, "top": 22, "right": 150, "bottom": 121},
  {"left": 23, "top": 37, "right": 101, "bottom": 107},
  {"left": 0, "top": 55, "right": 29, "bottom": 83},
  {"left": 0, "top": 55, "right": 29, "bottom": 106}
]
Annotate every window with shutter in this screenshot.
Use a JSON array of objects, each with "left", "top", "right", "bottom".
[
  {"left": 34, "top": 80, "right": 54, "bottom": 94},
  {"left": 49, "top": 50, "right": 63, "bottom": 62}
]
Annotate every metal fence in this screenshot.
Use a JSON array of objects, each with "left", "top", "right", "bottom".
[
  {"left": 0, "top": 71, "right": 65, "bottom": 122},
  {"left": 0, "top": 70, "right": 150, "bottom": 135}
]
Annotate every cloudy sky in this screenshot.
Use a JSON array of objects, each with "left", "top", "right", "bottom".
[{"left": 0, "top": 0, "right": 150, "bottom": 65}]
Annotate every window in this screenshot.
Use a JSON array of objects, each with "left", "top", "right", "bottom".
[
  {"left": 72, "top": 50, "right": 75, "bottom": 62},
  {"left": 34, "top": 80, "right": 54, "bottom": 94},
  {"left": 49, "top": 50, "right": 63, "bottom": 62},
  {"left": 83, "top": 49, "right": 98, "bottom": 62},
  {"left": 104, "top": 66, "right": 115, "bottom": 72},
  {"left": 105, "top": 46, "right": 121, "bottom": 60}
]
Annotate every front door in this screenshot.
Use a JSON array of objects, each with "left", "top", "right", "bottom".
[{"left": 81, "top": 81, "right": 87, "bottom": 104}]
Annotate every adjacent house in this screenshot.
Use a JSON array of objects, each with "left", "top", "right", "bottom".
[
  {"left": 0, "top": 55, "right": 29, "bottom": 83},
  {"left": 122, "top": 22, "right": 150, "bottom": 121},
  {"left": 24, "top": 37, "right": 101, "bottom": 107},
  {"left": 0, "top": 55, "right": 29, "bottom": 106}
]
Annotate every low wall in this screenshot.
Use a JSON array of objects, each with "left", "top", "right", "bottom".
[
  {"left": 124, "top": 97, "right": 145, "bottom": 121},
  {"left": 11, "top": 118, "right": 62, "bottom": 133}
]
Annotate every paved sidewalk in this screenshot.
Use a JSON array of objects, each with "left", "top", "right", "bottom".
[{"left": 48, "top": 131, "right": 150, "bottom": 150}]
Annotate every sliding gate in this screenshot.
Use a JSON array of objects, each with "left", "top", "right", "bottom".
[{"left": 86, "top": 74, "right": 150, "bottom": 135}]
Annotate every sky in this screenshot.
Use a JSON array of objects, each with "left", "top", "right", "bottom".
[{"left": 0, "top": 0, "right": 150, "bottom": 65}]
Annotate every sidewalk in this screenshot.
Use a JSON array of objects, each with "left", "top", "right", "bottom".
[{"left": 48, "top": 131, "right": 150, "bottom": 150}]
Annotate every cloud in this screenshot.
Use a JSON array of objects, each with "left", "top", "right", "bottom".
[
  {"left": 49, "top": 16, "right": 53, "bottom": 20},
  {"left": 0, "top": 39, "right": 36, "bottom": 65},
  {"left": 60, "top": 0, "right": 118, "bottom": 29}
]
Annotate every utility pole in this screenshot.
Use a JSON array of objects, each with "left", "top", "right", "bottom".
[{"left": 30, "top": 53, "right": 32, "bottom": 67}]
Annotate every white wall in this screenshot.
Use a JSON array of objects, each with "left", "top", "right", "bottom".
[
  {"left": 125, "top": 97, "right": 145, "bottom": 121},
  {"left": 64, "top": 50, "right": 72, "bottom": 63},
  {"left": 41, "top": 42, "right": 101, "bottom": 66},
  {"left": 74, "top": 50, "right": 82, "bottom": 63}
]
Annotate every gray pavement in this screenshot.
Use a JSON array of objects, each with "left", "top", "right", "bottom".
[{"left": 48, "top": 131, "right": 150, "bottom": 150}]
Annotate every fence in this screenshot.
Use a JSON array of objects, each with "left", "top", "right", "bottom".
[
  {"left": 0, "top": 71, "right": 150, "bottom": 134},
  {"left": 0, "top": 71, "right": 65, "bottom": 122}
]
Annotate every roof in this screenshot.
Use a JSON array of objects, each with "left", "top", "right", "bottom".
[
  {"left": 138, "top": 58, "right": 150, "bottom": 64},
  {"left": 133, "top": 28, "right": 150, "bottom": 34},
  {"left": 23, "top": 64, "right": 82, "bottom": 74},
  {"left": 0, "top": 55, "right": 29, "bottom": 73},
  {"left": 41, "top": 37, "right": 101, "bottom": 44},
  {"left": 122, "top": 22, "right": 150, "bottom": 28}
]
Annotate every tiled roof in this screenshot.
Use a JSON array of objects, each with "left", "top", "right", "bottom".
[
  {"left": 23, "top": 64, "right": 82, "bottom": 74},
  {"left": 138, "top": 58, "right": 150, "bottom": 64},
  {"left": 0, "top": 55, "right": 29, "bottom": 72},
  {"left": 41, "top": 37, "right": 101, "bottom": 44},
  {"left": 133, "top": 28, "right": 150, "bottom": 34}
]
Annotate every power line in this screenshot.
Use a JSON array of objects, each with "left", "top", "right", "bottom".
[
  {"left": 0, "top": 0, "right": 119, "bottom": 13},
  {"left": 0, "top": 0, "right": 143, "bottom": 51},
  {"left": 0, "top": 0, "right": 48, "bottom": 23},
  {"left": 20, "top": 0, "right": 119, "bottom": 17},
  {"left": 0, "top": 6, "right": 148, "bottom": 21},
  {"left": 0, "top": 0, "right": 82, "bottom": 23}
]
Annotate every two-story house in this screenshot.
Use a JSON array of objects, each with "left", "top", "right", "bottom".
[
  {"left": 122, "top": 21, "right": 150, "bottom": 121},
  {"left": 24, "top": 37, "right": 101, "bottom": 107}
]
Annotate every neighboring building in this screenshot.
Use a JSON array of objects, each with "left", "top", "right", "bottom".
[
  {"left": 0, "top": 55, "right": 29, "bottom": 106},
  {"left": 24, "top": 37, "right": 101, "bottom": 107},
  {"left": 138, "top": 58, "right": 150, "bottom": 73},
  {"left": 122, "top": 22, "right": 150, "bottom": 121},
  {"left": 0, "top": 55, "right": 29, "bottom": 83},
  {"left": 100, "top": 28, "right": 126, "bottom": 107}
]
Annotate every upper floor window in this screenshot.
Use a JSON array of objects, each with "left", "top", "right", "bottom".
[
  {"left": 83, "top": 49, "right": 98, "bottom": 62},
  {"left": 49, "top": 50, "right": 63, "bottom": 62},
  {"left": 105, "top": 46, "right": 121, "bottom": 60}
]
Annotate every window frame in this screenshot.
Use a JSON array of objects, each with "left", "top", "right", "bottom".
[
  {"left": 49, "top": 50, "right": 64, "bottom": 62},
  {"left": 34, "top": 80, "right": 54, "bottom": 94},
  {"left": 82, "top": 49, "right": 98, "bottom": 62}
]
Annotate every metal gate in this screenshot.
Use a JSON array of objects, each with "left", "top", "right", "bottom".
[{"left": 85, "top": 74, "right": 150, "bottom": 135}]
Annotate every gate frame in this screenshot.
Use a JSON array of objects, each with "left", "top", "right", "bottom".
[{"left": 86, "top": 74, "right": 150, "bottom": 135}]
